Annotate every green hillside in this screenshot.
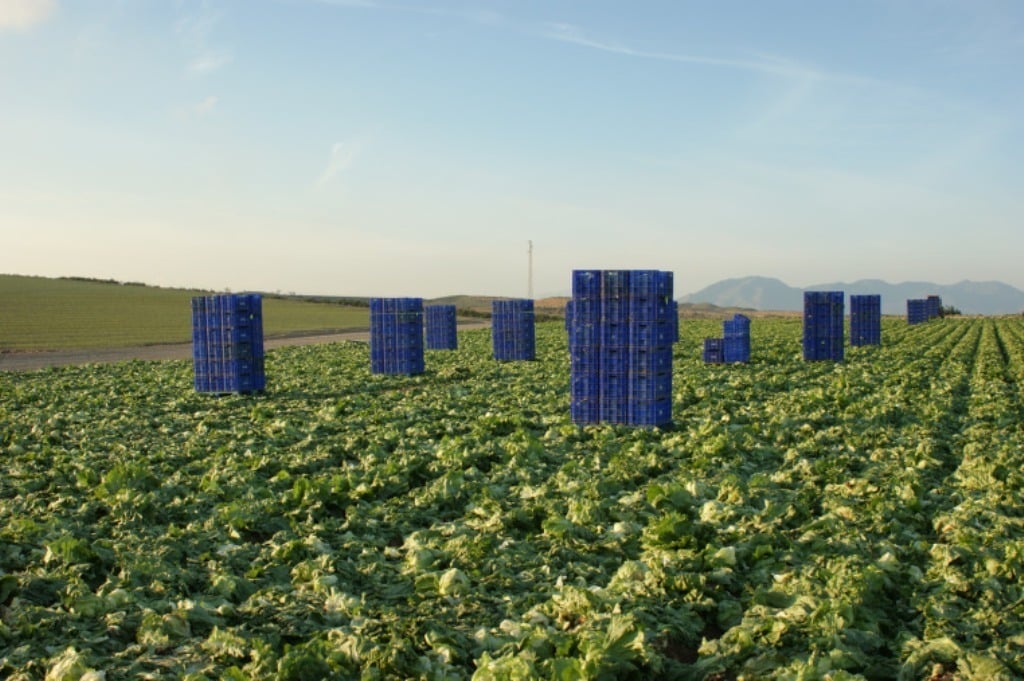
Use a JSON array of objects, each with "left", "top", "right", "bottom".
[{"left": 0, "top": 275, "right": 369, "bottom": 351}]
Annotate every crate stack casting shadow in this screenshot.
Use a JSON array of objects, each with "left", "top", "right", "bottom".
[
  {"left": 568, "top": 269, "right": 674, "bottom": 427},
  {"left": 192, "top": 293, "right": 266, "bottom": 393},
  {"left": 850, "top": 294, "right": 881, "bottom": 346},
  {"left": 425, "top": 304, "right": 458, "bottom": 350},
  {"left": 492, "top": 299, "right": 535, "bottom": 361},
  {"left": 370, "top": 298, "right": 425, "bottom": 375},
  {"left": 803, "top": 291, "right": 844, "bottom": 361}
]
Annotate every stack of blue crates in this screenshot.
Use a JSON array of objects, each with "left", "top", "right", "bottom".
[
  {"left": 569, "top": 269, "right": 673, "bottom": 427},
  {"left": 907, "top": 299, "right": 930, "bottom": 325},
  {"left": 492, "top": 299, "right": 535, "bottom": 361},
  {"left": 907, "top": 295, "right": 943, "bottom": 325},
  {"left": 850, "top": 294, "right": 881, "bottom": 346},
  {"left": 370, "top": 298, "right": 424, "bottom": 375},
  {"left": 803, "top": 291, "right": 844, "bottom": 361},
  {"left": 425, "top": 304, "right": 457, "bottom": 350},
  {"left": 703, "top": 338, "right": 724, "bottom": 364},
  {"left": 723, "top": 314, "right": 751, "bottom": 363},
  {"left": 192, "top": 293, "right": 265, "bottom": 393},
  {"left": 670, "top": 300, "right": 680, "bottom": 343}
]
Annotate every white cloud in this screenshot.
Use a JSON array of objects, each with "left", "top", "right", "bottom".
[
  {"left": 0, "top": 0, "right": 56, "bottom": 31},
  {"left": 193, "top": 95, "right": 219, "bottom": 114},
  {"left": 176, "top": 4, "right": 232, "bottom": 75},
  {"left": 315, "top": 140, "right": 363, "bottom": 188},
  {"left": 189, "top": 51, "right": 232, "bottom": 74},
  {"left": 539, "top": 22, "right": 829, "bottom": 81}
]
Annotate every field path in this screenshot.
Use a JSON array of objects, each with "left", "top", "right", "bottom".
[{"left": 0, "top": 320, "right": 489, "bottom": 372}]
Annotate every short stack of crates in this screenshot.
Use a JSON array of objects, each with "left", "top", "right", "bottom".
[
  {"left": 803, "top": 291, "right": 844, "bottom": 361},
  {"left": 192, "top": 293, "right": 265, "bottom": 393},
  {"left": 568, "top": 269, "right": 674, "bottom": 427},
  {"left": 492, "top": 299, "right": 535, "bottom": 361},
  {"left": 723, "top": 314, "right": 751, "bottom": 362},
  {"left": 850, "top": 294, "right": 881, "bottom": 346},
  {"left": 907, "top": 299, "right": 930, "bottom": 325},
  {"left": 425, "top": 304, "right": 457, "bottom": 350},
  {"left": 907, "top": 295, "right": 942, "bottom": 325},
  {"left": 370, "top": 298, "right": 424, "bottom": 375},
  {"left": 702, "top": 338, "right": 724, "bottom": 364}
]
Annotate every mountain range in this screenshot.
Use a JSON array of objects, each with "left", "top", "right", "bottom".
[{"left": 678, "top": 277, "right": 1024, "bottom": 315}]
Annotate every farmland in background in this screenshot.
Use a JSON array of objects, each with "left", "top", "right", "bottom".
[
  {"left": 0, "top": 275, "right": 370, "bottom": 350},
  {"left": 2, "top": 317, "right": 1024, "bottom": 678}
]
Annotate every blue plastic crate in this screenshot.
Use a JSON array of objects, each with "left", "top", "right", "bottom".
[
  {"left": 723, "top": 337, "right": 750, "bottom": 363},
  {"left": 600, "top": 322, "right": 630, "bottom": 347},
  {"left": 599, "top": 399, "right": 630, "bottom": 425},
  {"left": 571, "top": 399, "right": 600, "bottom": 425},
  {"left": 573, "top": 270, "right": 603, "bottom": 299},
  {"left": 628, "top": 270, "right": 673, "bottom": 300},
  {"left": 703, "top": 337, "right": 724, "bottom": 364},
  {"left": 600, "top": 346, "right": 630, "bottom": 373},
  {"left": 601, "top": 297, "right": 630, "bottom": 324},
  {"left": 628, "top": 372, "right": 672, "bottom": 401},
  {"left": 630, "top": 320, "right": 673, "bottom": 347},
  {"left": 601, "top": 270, "right": 631, "bottom": 299},
  {"left": 629, "top": 346, "right": 672, "bottom": 374},
  {"left": 568, "top": 322, "right": 601, "bottom": 348},
  {"left": 570, "top": 373, "right": 601, "bottom": 402},
  {"left": 629, "top": 298, "right": 673, "bottom": 322},
  {"left": 627, "top": 399, "right": 672, "bottom": 427},
  {"left": 570, "top": 346, "right": 601, "bottom": 373}
]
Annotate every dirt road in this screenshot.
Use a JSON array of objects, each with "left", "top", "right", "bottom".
[{"left": 0, "top": 321, "right": 489, "bottom": 373}]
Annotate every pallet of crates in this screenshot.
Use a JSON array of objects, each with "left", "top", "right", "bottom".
[
  {"left": 192, "top": 293, "right": 266, "bottom": 394},
  {"left": 425, "top": 304, "right": 457, "bottom": 350},
  {"left": 370, "top": 297, "right": 424, "bottom": 375},
  {"left": 926, "top": 295, "right": 942, "bottom": 320},
  {"left": 803, "top": 291, "right": 844, "bottom": 361},
  {"left": 627, "top": 270, "right": 673, "bottom": 427},
  {"left": 850, "top": 294, "right": 881, "bottom": 346}
]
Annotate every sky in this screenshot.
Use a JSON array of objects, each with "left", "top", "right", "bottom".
[{"left": 2, "top": 0, "right": 1023, "bottom": 298}]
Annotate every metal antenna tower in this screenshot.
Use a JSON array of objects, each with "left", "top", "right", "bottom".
[{"left": 528, "top": 240, "right": 533, "bottom": 299}]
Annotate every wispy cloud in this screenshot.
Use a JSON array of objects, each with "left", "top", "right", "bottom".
[
  {"left": 193, "top": 95, "right": 219, "bottom": 115},
  {"left": 0, "top": 0, "right": 56, "bottom": 31},
  {"left": 539, "top": 22, "right": 827, "bottom": 81},
  {"left": 176, "top": 3, "right": 233, "bottom": 76},
  {"left": 316, "top": 140, "right": 363, "bottom": 189}
]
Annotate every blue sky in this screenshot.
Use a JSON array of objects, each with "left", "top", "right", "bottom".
[{"left": 2, "top": 0, "right": 1022, "bottom": 297}]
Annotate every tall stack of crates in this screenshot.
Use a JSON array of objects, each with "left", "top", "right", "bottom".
[
  {"left": 568, "top": 269, "right": 673, "bottom": 427},
  {"left": 926, "top": 295, "right": 943, "bottom": 319},
  {"left": 723, "top": 314, "right": 751, "bottom": 362},
  {"left": 907, "top": 299, "right": 930, "bottom": 325},
  {"left": 425, "top": 304, "right": 457, "bottom": 350},
  {"left": 492, "top": 299, "right": 535, "bottom": 361},
  {"left": 370, "top": 298, "right": 424, "bottom": 375},
  {"left": 850, "top": 294, "right": 881, "bottom": 346},
  {"left": 803, "top": 291, "right": 844, "bottom": 361},
  {"left": 192, "top": 293, "right": 265, "bottom": 393}
]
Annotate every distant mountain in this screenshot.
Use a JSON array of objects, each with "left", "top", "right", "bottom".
[{"left": 679, "top": 277, "right": 1024, "bottom": 315}]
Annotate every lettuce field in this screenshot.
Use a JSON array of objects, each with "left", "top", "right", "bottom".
[{"left": 2, "top": 317, "right": 1024, "bottom": 679}]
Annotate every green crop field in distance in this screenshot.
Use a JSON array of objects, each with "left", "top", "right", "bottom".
[{"left": 0, "top": 274, "right": 369, "bottom": 351}]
